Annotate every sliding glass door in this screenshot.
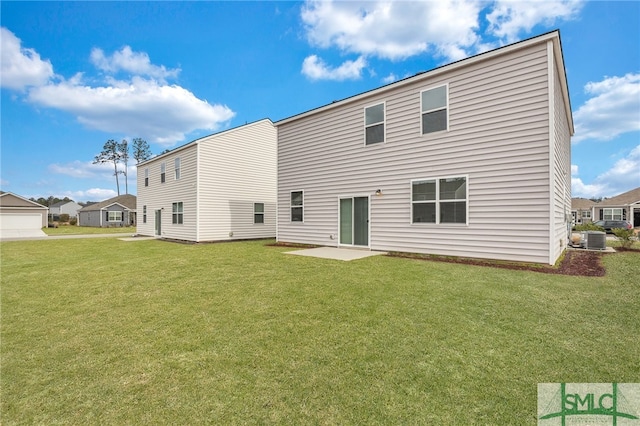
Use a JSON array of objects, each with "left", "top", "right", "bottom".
[{"left": 339, "top": 196, "right": 369, "bottom": 247}]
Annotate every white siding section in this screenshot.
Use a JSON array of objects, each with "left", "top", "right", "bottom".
[
  {"left": 197, "top": 119, "right": 277, "bottom": 241},
  {"left": 136, "top": 120, "right": 277, "bottom": 242},
  {"left": 551, "top": 45, "right": 572, "bottom": 263},
  {"left": 136, "top": 146, "right": 198, "bottom": 240},
  {"left": 278, "top": 39, "right": 567, "bottom": 264}
]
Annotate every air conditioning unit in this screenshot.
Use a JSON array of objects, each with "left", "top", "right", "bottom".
[{"left": 582, "top": 231, "right": 606, "bottom": 250}]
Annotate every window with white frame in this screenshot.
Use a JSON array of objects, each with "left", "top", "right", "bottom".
[
  {"left": 108, "top": 211, "right": 123, "bottom": 222},
  {"left": 603, "top": 208, "right": 622, "bottom": 220},
  {"left": 581, "top": 210, "right": 591, "bottom": 219},
  {"left": 254, "top": 203, "right": 264, "bottom": 224},
  {"left": 365, "top": 103, "right": 385, "bottom": 145},
  {"left": 412, "top": 176, "right": 467, "bottom": 224},
  {"left": 143, "top": 205, "right": 147, "bottom": 223},
  {"left": 144, "top": 168, "right": 149, "bottom": 187},
  {"left": 421, "top": 85, "right": 448, "bottom": 134},
  {"left": 174, "top": 157, "right": 181, "bottom": 180},
  {"left": 160, "top": 162, "right": 166, "bottom": 183},
  {"left": 291, "top": 191, "right": 303, "bottom": 222},
  {"left": 172, "top": 202, "right": 183, "bottom": 224}
]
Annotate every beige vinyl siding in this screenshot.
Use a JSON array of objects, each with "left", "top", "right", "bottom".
[
  {"left": 279, "top": 40, "right": 558, "bottom": 263},
  {"left": 197, "top": 119, "right": 276, "bottom": 241},
  {"left": 551, "top": 47, "right": 572, "bottom": 263},
  {"left": 136, "top": 146, "right": 198, "bottom": 240}
]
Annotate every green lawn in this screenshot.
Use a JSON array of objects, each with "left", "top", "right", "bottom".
[
  {"left": 43, "top": 225, "right": 136, "bottom": 235},
  {"left": 1, "top": 239, "right": 638, "bottom": 424}
]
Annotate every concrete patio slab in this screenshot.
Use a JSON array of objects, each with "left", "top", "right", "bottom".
[{"left": 284, "top": 246, "right": 387, "bottom": 261}]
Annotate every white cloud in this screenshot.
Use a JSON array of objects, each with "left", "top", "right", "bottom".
[
  {"left": 302, "top": 55, "right": 367, "bottom": 81},
  {"left": 572, "top": 144, "right": 640, "bottom": 198},
  {"left": 90, "top": 46, "right": 180, "bottom": 82},
  {"left": 64, "top": 188, "right": 119, "bottom": 202},
  {"left": 49, "top": 160, "right": 137, "bottom": 181},
  {"left": 382, "top": 73, "right": 397, "bottom": 84},
  {"left": 301, "top": 0, "right": 481, "bottom": 62},
  {"left": 0, "top": 27, "right": 54, "bottom": 90},
  {"left": 573, "top": 73, "right": 640, "bottom": 143},
  {"left": 28, "top": 76, "right": 235, "bottom": 146},
  {"left": 486, "top": 0, "right": 584, "bottom": 43},
  {"left": 571, "top": 164, "right": 579, "bottom": 176}
]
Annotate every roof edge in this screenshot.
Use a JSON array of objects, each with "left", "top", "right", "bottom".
[{"left": 275, "top": 30, "right": 564, "bottom": 127}]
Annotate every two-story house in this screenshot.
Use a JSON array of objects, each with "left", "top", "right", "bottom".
[
  {"left": 136, "top": 119, "right": 277, "bottom": 242},
  {"left": 275, "top": 31, "right": 573, "bottom": 265}
]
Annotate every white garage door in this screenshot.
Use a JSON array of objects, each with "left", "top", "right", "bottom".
[{"left": 0, "top": 213, "right": 43, "bottom": 230}]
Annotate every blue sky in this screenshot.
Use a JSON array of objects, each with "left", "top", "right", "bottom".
[{"left": 1, "top": 1, "right": 639, "bottom": 202}]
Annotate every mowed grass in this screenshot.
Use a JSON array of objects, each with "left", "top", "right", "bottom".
[
  {"left": 43, "top": 225, "right": 136, "bottom": 235},
  {"left": 1, "top": 239, "right": 638, "bottom": 424}
]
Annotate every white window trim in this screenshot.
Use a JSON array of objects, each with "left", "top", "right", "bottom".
[
  {"left": 290, "top": 190, "right": 304, "bottom": 223},
  {"left": 410, "top": 174, "right": 468, "bottom": 225},
  {"left": 144, "top": 168, "right": 149, "bottom": 187},
  {"left": 172, "top": 201, "right": 184, "bottom": 225},
  {"left": 364, "top": 101, "right": 386, "bottom": 146},
  {"left": 581, "top": 210, "right": 591, "bottom": 219},
  {"left": 174, "top": 157, "right": 181, "bottom": 180},
  {"left": 420, "top": 83, "right": 449, "bottom": 135},
  {"left": 603, "top": 208, "right": 623, "bottom": 221},
  {"left": 160, "top": 162, "right": 166, "bottom": 183},
  {"left": 108, "top": 211, "right": 123, "bottom": 222},
  {"left": 254, "top": 202, "right": 265, "bottom": 224}
]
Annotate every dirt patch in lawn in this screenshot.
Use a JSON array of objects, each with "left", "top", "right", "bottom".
[{"left": 388, "top": 249, "right": 607, "bottom": 277}]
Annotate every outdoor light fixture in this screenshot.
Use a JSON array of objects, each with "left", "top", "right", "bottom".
[{"left": 375, "top": 189, "right": 382, "bottom": 196}]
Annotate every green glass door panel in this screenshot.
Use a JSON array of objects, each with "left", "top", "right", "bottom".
[
  {"left": 339, "top": 198, "right": 353, "bottom": 245},
  {"left": 354, "top": 197, "right": 368, "bottom": 246}
]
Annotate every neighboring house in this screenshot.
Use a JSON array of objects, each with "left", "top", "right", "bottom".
[
  {"left": 49, "top": 200, "right": 82, "bottom": 218},
  {"left": 594, "top": 187, "right": 640, "bottom": 227},
  {"left": 571, "top": 198, "right": 596, "bottom": 225},
  {"left": 77, "top": 194, "right": 136, "bottom": 227},
  {"left": 276, "top": 30, "right": 573, "bottom": 265},
  {"left": 0, "top": 191, "right": 48, "bottom": 235},
  {"left": 136, "top": 119, "right": 277, "bottom": 241}
]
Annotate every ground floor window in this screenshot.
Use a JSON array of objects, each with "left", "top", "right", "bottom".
[
  {"left": 411, "top": 176, "right": 467, "bottom": 224},
  {"left": 603, "top": 208, "right": 622, "bottom": 220},
  {"left": 108, "top": 211, "right": 123, "bottom": 222},
  {"left": 143, "top": 205, "right": 147, "bottom": 223},
  {"left": 581, "top": 210, "right": 591, "bottom": 219},
  {"left": 291, "top": 191, "right": 303, "bottom": 222},
  {"left": 172, "top": 202, "right": 183, "bottom": 224},
  {"left": 254, "top": 203, "right": 264, "bottom": 224}
]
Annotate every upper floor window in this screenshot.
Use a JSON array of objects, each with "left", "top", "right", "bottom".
[
  {"left": 172, "top": 202, "right": 183, "bottom": 224},
  {"left": 174, "top": 157, "right": 181, "bottom": 180},
  {"left": 291, "top": 191, "right": 303, "bottom": 222},
  {"left": 254, "top": 203, "right": 264, "bottom": 224},
  {"left": 144, "top": 168, "right": 149, "bottom": 187},
  {"left": 412, "top": 176, "right": 467, "bottom": 224},
  {"left": 160, "top": 162, "right": 166, "bottom": 183},
  {"left": 421, "top": 85, "right": 448, "bottom": 134},
  {"left": 365, "top": 103, "right": 385, "bottom": 145}
]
